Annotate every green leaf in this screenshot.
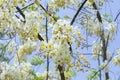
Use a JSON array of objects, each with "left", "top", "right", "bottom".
[
  {"left": 30, "top": 56, "right": 44, "bottom": 66},
  {"left": 87, "top": 70, "right": 99, "bottom": 80},
  {"left": 53, "top": 15, "right": 60, "bottom": 21},
  {"left": 35, "top": 0, "right": 40, "bottom": 6},
  {"left": 55, "top": 8, "right": 59, "bottom": 12},
  {"left": 64, "top": 15, "right": 70, "bottom": 19},
  {"left": 0, "top": 32, "right": 4, "bottom": 38},
  {"left": 103, "top": 14, "right": 113, "bottom": 23},
  {"left": 65, "top": 70, "right": 76, "bottom": 77},
  {"left": 43, "top": 13, "right": 49, "bottom": 18},
  {"left": 29, "top": 70, "right": 43, "bottom": 80},
  {"left": 29, "top": 69, "right": 36, "bottom": 76}
]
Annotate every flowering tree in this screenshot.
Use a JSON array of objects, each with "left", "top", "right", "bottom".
[{"left": 0, "top": 0, "right": 120, "bottom": 80}]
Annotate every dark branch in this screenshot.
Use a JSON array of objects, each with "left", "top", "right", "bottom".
[
  {"left": 70, "top": 0, "right": 87, "bottom": 25},
  {"left": 16, "top": 6, "right": 26, "bottom": 23},
  {"left": 92, "top": 2, "right": 102, "bottom": 23},
  {"left": 16, "top": 6, "right": 25, "bottom": 19},
  {"left": 98, "top": 55, "right": 102, "bottom": 80},
  {"left": 92, "top": 2, "right": 110, "bottom": 80},
  {"left": 69, "top": 0, "right": 87, "bottom": 54},
  {"left": 38, "top": 33, "right": 44, "bottom": 41},
  {"left": 114, "top": 11, "right": 120, "bottom": 21},
  {"left": 46, "top": 5, "right": 49, "bottom": 80},
  {"left": 58, "top": 65, "right": 65, "bottom": 80},
  {"left": 16, "top": 2, "right": 34, "bottom": 13}
]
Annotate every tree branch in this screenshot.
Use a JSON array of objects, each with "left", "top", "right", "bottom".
[
  {"left": 38, "top": 1, "right": 88, "bottom": 80},
  {"left": 58, "top": 65, "right": 65, "bottom": 80},
  {"left": 92, "top": 2, "right": 110, "bottom": 80},
  {"left": 38, "top": 3, "right": 66, "bottom": 80},
  {"left": 114, "top": 11, "right": 120, "bottom": 21},
  {"left": 16, "top": 6, "right": 26, "bottom": 23},
  {"left": 70, "top": 0, "right": 87, "bottom": 25},
  {"left": 90, "top": 53, "right": 114, "bottom": 80},
  {"left": 69, "top": 0, "right": 87, "bottom": 54},
  {"left": 46, "top": 4, "right": 49, "bottom": 80},
  {"left": 16, "top": 2, "right": 34, "bottom": 13},
  {"left": 98, "top": 54, "right": 102, "bottom": 80},
  {"left": 39, "top": 4, "right": 57, "bottom": 21}
]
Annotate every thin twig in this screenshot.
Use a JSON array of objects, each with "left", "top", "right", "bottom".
[
  {"left": 90, "top": 52, "right": 114, "bottom": 80},
  {"left": 114, "top": 11, "right": 120, "bottom": 21},
  {"left": 39, "top": 4, "right": 57, "bottom": 21},
  {"left": 98, "top": 54, "right": 102, "bottom": 80},
  {"left": 71, "top": 54, "right": 95, "bottom": 70},
  {"left": 16, "top": 2, "right": 34, "bottom": 13},
  {"left": 46, "top": 4, "right": 49, "bottom": 80}
]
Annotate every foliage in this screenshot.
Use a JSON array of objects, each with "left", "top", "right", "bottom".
[
  {"left": 87, "top": 70, "right": 99, "bottom": 80},
  {"left": 30, "top": 56, "right": 44, "bottom": 65}
]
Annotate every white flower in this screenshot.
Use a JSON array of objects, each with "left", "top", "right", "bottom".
[
  {"left": 113, "top": 55, "right": 120, "bottom": 66},
  {"left": 0, "top": 62, "right": 35, "bottom": 80},
  {"left": 117, "top": 48, "right": 120, "bottom": 55}
]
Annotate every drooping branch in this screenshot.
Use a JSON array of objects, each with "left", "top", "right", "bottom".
[
  {"left": 92, "top": 2, "right": 109, "bottom": 80},
  {"left": 92, "top": 3, "right": 102, "bottom": 23},
  {"left": 69, "top": 0, "right": 87, "bottom": 53},
  {"left": 98, "top": 54, "right": 102, "bottom": 80},
  {"left": 46, "top": 4, "right": 49, "bottom": 80},
  {"left": 70, "top": 0, "right": 87, "bottom": 25},
  {"left": 114, "top": 11, "right": 120, "bottom": 21}
]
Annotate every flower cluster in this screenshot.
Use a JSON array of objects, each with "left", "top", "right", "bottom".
[
  {"left": 113, "top": 48, "right": 120, "bottom": 66},
  {"left": 0, "top": 5, "right": 16, "bottom": 38},
  {"left": 7, "top": 41, "right": 17, "bottom": 54},
  {"left": 92, "top": 40, "right": 112, "bottom": 60},
  {"left": 92, "top": 41, "right": 102, "bottom": 59},
  {"left": 51, "top": 19, "right": 83, "bottom": 66},
  {"left": 51, "top": 19, "right": 81, "bottom": 43},
  {"left": 0, "top": 0, "right": 119, "bottom": 80},
  {"left": 104, "top": 21, "right": 117, "bottom": 38},
  {"left": 0, "top": 0, "right": 25, "bottom": 8},
  {"left": 16, "top": 39, "right": 37, "bottom": 62},
  {"left": 99, "top": 60, "right": 109, "bottom": 72},
  {"left": 83, "top": 15, "right": 117, "bottom": 37},
  {"left": 0, "top": 61, "right": 60, "bottom": 80},
  {"left": 0, "top": 0, "right": 45, "bottom": 40},
  {"left": 79, "top": 54, "right": 89, "bottom": 65},
  {"left": 39, "top": 19, "right": 84, "bottom": 70},
  {"left": 18, "top": 11, "right": 45, "bottom": 41},
  {"left": 83, "top": 15, "right": 102, "bottom": 36},
  {"left": 0, "top": 62, "right": 34, "bottom": 80},
  {"left": 48, "top": 0, "right": 76, "bottom": 8}
]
